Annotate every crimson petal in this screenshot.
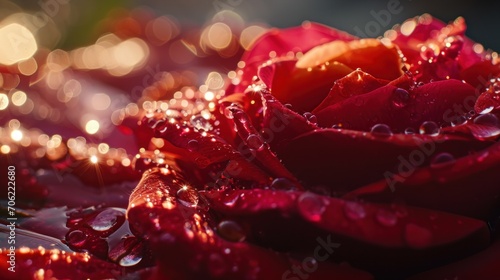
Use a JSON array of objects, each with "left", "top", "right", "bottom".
[
  {"left": 231, "top": 23, "right": 357, "bottom": 94},
  {"left": 345, "top": 140, "right": 500, "bottom": 220},
  {"left": 277, "top": 128, "right": 491, "bottom": 192},
  {"left": 315, "top": 79, "right": 478, "bottom": 132},
  {"left": 205, "top": 189, "right": 489, "bottom": 278}
]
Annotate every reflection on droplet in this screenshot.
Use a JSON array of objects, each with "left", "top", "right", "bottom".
[
  {"left": 176, "top": 186, "right": 199, "bottom": 208},
  {"left": 370, "top": 124, "right": 393, "bottom": 138},
  {"left": 392, "top": 88, "right": 410, "bottom": 108},
  {"left": 298, "top": 193, "right": 326, "bottom": 222},
  {"left": 430, "top": 153, "right": 455, "bottom": 169},
  {"left": 344, "top": 201, "right": 366, "bottom": 220},
  {"left": 88, "top": 208, "right": 125, "bottom": 232},
  {"left": 187, "top": 139, "right": 199, "bottom": 152},
  {"left": 246, "top": 134, "right": 264, "bottom": 150},
  {"left": 419, "top": 121, "right": 440, "bottom": 136},
  {"left": 217, "top": 220, "right": 246, "bottom": 242},
  {"left": 66, "top": 230, "right": 87, "bottom": 247}
]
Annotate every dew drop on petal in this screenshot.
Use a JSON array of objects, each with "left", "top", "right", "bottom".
[
  {"left": 479, "top": 106, "right": 494, "bottom": 115},
  {"left": 404, "top": 223, "right": 432, "bottom": 249},
  {"left": 451, "top": 116, "right": 467, "bottom": 127},
  {"left": 375, "top": 209, "right": 398, "bottom": 226},
  {"left": 474, "top": 113, "right": 499, "bottom": 127},
  {"left": 66, "top": 230, "right": 87, "bottom": 247},
  {"left": 419, "top": 121, "right": 440, "bottom": 136},
  {"left": 176, "top": 187, "right": 199, "bottom": 208},
  {"left": 187, "top": 139, "right": 199, "bottom": 152},
  {"left": 298, "top": 192, "right": 326, "bottom": 222},
  {"left": 392, "top": 88, "right": 410, "bottom": 108},
  {"left": 404, "top": 127, "right": 416, "bottom": 135},
  {"left": 344, "top": 201, "right": 366, "bottom": 220},
  {"left": 217, "top": 220, "right": 246, "bottom": 242},
  {"left": 118, "top": 242, "right": 144, "bottom": 267},
  {"left": 270, "top": 177, "right": 296, "bottom": 190},
  {"left": 246, "top": 134, "right": 264, "bottom": 150},
  {"left": 370, "top": 123, "right": 393, "bottom": 138},
  {"left": 471, "top": 113, "right": 500, "bottom": 140},
  {"left": 88, "top": 208, "right": 125, "bottom": 232},
  {"left": 430, "top": 152, "right": 455, "bottom": 169}
]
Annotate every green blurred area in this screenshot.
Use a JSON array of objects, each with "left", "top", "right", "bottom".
[
  {"left": 60, "top": 0, "right": 132, "bottom": 49},
  {"left": 1, "top": 0, "right": 132, "bottom": 49}
]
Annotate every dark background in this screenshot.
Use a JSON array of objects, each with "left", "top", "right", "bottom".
[
  {"left": 13, "top": 0, "right": 500, "bottom": 51},
  {"left": 135, "top": 0, "right": 500, "bottom": 50}
]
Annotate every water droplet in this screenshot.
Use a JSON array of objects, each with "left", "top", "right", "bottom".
[
  {"left": 187, "top": 140, "right": 199, "bottom": 152},
  {"left": 303, "top": 112, "right": 318, "bottom": 124},
  {"left": 430, "top": 153, "right": 455, "bottom": 169},
  {"left": 344, "top": 201, "right": 366, "bottom": 220},
  {"left": 419, "top": 121, "right": 440, "bottom": 136},
  {"left": 375, "top": 209, "right": 397, "bottom": 226},
  {"left": 404, "top": 127, "right": 416, "bottom": 135},
  {"left": 451, "top": 116, "right": 467, "bottom": 127},
  {"left": 471, "top": 113, "right": 500, "bottom": 140},
  {"left": 404, "top": 223, "right": 432, "bottom": 249},
  {"left": 223, "top": 192, "right": 241, "bottom": 207},
  {"left": 298, "top": 193, "right": 326, "bottom": 222},
  {"left": 190, "top": 115, "right": 212, "bottom": 131},
  {"left": 370, "top": 124, "right": 393, "bottom": 138},
  {"left": 270, "top": 178, "right": 296, "bottom": 190},
  {"left": 88, "top": 208, "right": 125, "bottom": 232},
  {"left": 246, "top": 134, "right": 264, "bottom": 150},
  {"left": 217, "top": 220, "right": 246, "bottom": 242},
  {"left": 479, "top": 106, "right": 494, "bottom": 115},
  {"left": 66, "top": 230, "right": 87, "bottom": 247},
  {"left": 392, "top": 88, "right": 410, "bottom": 108},
  {"left": 118, "top": 242, "right": 143, "bottom": 267},
  {"left": 176, "top": 187, "right": 199, "bottom": 208},
  {"left": 474, "top": 113, "right": 499, "bottom": 127},
  {"left": 224, "top": 107, "right": 234, "bottom": 119}
]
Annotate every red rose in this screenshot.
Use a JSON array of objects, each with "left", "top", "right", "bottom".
[{"left": 128, "top": 15, "right": 500, "bottom": 279}]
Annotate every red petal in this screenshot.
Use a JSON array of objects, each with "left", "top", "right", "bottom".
[
  {"left": 313, "top": 69, "right": 389, "bottom": 113},
  {"left": 232, "top": 22, "right": 357, "bottom": 94},
  {"left": 408, "top": 240, "right": 500, "bottom": 280},
  {"left": 258, "top": 59, "right": 353, "bottom": 112},
  {"left": 345, "top": 140, "right": 500, "bottom": 220},
  {"left": 127, "top": 168, "right": 372, "bottom": 279},
  {"left": 205, "top": 189, "right": 489, "bottom": 277},
  {"left": 315, "top": 79, "right": 477, "bottom": 132},
  {"left": 277, "top": 128, "right": 491, "bottom": 192}
]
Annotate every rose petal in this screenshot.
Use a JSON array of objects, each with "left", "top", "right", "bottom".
[
  {"left": 231, "top": 22, "right": 357, "bottom": 94},
  {"left": 316, "top": 79, "right": 478, "bottom": 132},
  {"left": 127, "top": 168, "right": 372, "bottom": 279},
  {"left": 277, "top": 128, "right": 491, "bottom": 192},
  {"left": 408, "top": 239, "right": 500, "bottom": 280},
  {"left": 258, "top": 58, "right": 353, "bottom": 112},
  {"left": 313, "top": 69, "right": 389, "bottom": 113},
  {"left": 205, "top": 189, "right": 489, "bottom": 278},
  {"left": 345, "top": 141, "right": 500, "bottom": 220}
]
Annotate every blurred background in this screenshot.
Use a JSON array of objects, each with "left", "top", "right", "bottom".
[{"left": 5, "top": 0, "right": 500, "bottom": 50}]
